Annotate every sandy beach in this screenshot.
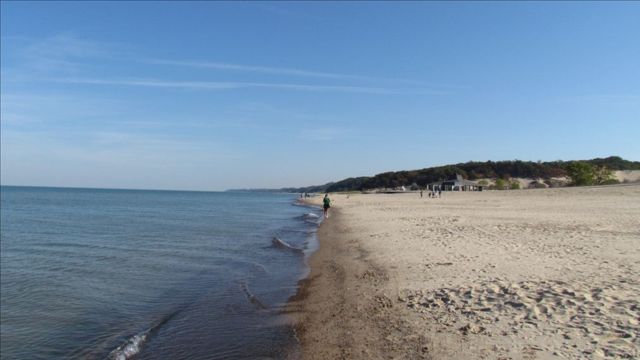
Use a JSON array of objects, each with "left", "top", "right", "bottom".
[{"left": 289, "top": 185, "right": 640, "bottom": 359}]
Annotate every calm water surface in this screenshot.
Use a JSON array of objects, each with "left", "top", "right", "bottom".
[{"left": 0, "top": 186, "right": 321, "bottom": 359}]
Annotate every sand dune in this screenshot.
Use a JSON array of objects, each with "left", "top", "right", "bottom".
[
  {"left": 616, "top": 170, "right": 640, "bottom": 183},
  {"left": 293, "top": 185, "right": 640, "bottom": 359}
]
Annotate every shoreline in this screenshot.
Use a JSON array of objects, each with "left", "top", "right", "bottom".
[
  {"left": 286, "top": 186, "right": 640, "bottom": 359},
  {"left": 286, "top": 199, "right": 432, "bottom": 360}
]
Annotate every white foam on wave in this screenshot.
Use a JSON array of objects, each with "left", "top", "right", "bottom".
[
  {"left": 305, "top": 213, "right": 319, "bottom": 218},
  {"left": 105, "top": 310, "right": 181, "bottom": 360},
  {"left": 107, "top": 331, "right": 148, "bottom": 360}
]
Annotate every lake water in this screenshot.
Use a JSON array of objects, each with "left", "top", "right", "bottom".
[{"left": 0, "top": 186, "right": 321, "bottom": 359}]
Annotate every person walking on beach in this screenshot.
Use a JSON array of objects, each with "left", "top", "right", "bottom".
[
  {"left": 420, "top": 190, "right": 423, "bottom": 198},
  {"left": 322, "top": 193, "right": 332, "bottom": 219}
]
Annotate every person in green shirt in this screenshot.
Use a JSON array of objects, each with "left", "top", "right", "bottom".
[{"left": 322, "top": 193, "right": 331, "bottom": 219}]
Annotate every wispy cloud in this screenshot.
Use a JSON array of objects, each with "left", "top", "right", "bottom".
[
  {"left": 149, "top": 59, "right": 369, "bottom": 80},
  {"left": 146, "top": 59, "right": 457, "bottom": 89},
  {"left": 0, "top": 92, "right": 123, "bottom": 126},
  {"left": 5, "top": 34, "right": 456, "bottom": 94},
  {"left": 53, "top": 77, "right": 396, "bottom": 94},
  {"left": 23, "top": 34, "right": 109, "bottom": 60},
  {"left": 58, "top": 78, "right": 240, "bottom": 89},
  {"left": 5, "top": 34, "right": 123, "bottom": 77}
]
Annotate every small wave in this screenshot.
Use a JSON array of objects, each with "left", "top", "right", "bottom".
[
  {"left": 106, "top": 332, "right": 147, "bottom": 360},
  {"left": 294, "top": 212, "right": 319, "bottom": 220},
  {"left": 105, "top": 310, "right": 180, "bottom": 360},
  {"left": 304, "top": 213, "right": 322, "bottom": 224},
  {"left": 271, "top": 237, "right": 304, "bottom": 255},
  {"left": 240, "top": 281, "right": 269, "bottom": 310},
  {"left": 294, "top": 213, "right": 321, "bottom": 224}
]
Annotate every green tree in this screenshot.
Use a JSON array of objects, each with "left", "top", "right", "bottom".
[
  {"left": 478, "top": 179, "right": 489, "bottom": 186},
  {"left": 593, "top": 166, "right": 614, "bottom": 185},
  {"left": 495, "top": 178, "right": 507, "bottom": 190},
  {"left": 567, "top": 162, "right": 595, "bottom": 186},
  {"left": 510, "top": 181, "right": 520, "bottom": 190}
]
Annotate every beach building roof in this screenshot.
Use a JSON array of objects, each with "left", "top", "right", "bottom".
[{"left": 442, "top": 174, "right": 480, "bottom": 186}]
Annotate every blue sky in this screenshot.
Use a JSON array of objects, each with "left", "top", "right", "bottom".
[{"left": 2, "top": 2, "right": 639, "bottom": 191}]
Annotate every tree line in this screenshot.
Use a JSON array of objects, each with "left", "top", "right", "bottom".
[{"left": 280, "top": 156, "right": 639, "bottom": 193}]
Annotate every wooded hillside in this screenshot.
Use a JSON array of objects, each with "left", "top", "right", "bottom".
[{"left": 229, "top": 156, "right": 640, "bottom": 193}]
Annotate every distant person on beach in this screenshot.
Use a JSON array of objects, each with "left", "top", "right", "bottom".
[
  {"left": 438, "top": 189, "right": 442, "bottom": 197},
  {"left": 420, "top": 190, "right": 423, "bottom": 198},
  {"left": 323, "top": 193, "right": 331, "bottom": 218}
]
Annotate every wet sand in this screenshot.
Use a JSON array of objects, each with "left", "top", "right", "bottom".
[{"left": 288, "top": 185, "right": 640, "bottom": 359}]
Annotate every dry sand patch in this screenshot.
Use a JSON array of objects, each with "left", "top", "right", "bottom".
[{"left": 295, "top": 185, "right": 640, "bottom": 359}]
